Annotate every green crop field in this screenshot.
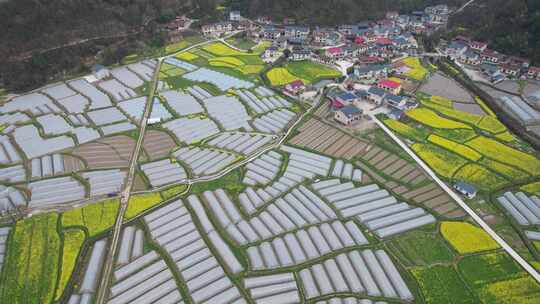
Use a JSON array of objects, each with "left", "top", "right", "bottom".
[
  {"left": 389, "top": 230, "right": 455, "bottom": 266},
  {"left": 412, "top": 265, "right": 477, "bottom": 304},
  {"left": 0, "top": 214, "right": 61, "bottom": 304},
  {"left": 62, "top": 198, "right": 119, "bottom": 237},
  {"left": 55, "top": 228, "right": 86, "bottom": 301}
]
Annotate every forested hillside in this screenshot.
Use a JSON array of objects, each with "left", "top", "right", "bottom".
[{"left": 449, "top": 0, "right": 540, "bottom": 65}]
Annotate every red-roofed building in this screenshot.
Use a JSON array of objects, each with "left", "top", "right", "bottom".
[
  {"left": 377, "top": 79, "right": 402, "bottom": 94},
  {"left": 481, "top": 49, "right": 503, "bottom": 64},
  {"left": 326, "top": 47, "right": 344, "bottom": 59},
  {"left": 376, "top": 37, "right": 393, "bottom": 46},
  {"left": 469, "top": 41, "right": 488, "bottom": 52},
  {"left": 354, "top": 36, "right": 365, "bottom": 45},
  {"left": 527, "top": 67, "right": 540, "bottom": 80},
  {"left": 284, "top": 80, "right": 306, "bottom": 95},
  {"left": 500, "top": 63, "right": 520, "bottom": 77}
]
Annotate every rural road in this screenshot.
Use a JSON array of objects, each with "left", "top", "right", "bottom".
[
  {"left": 372, "top": 115, "right": 540, "bottom": 283},
  {"left": 94, "top": 59, "right": 163, "bottom": 304}
]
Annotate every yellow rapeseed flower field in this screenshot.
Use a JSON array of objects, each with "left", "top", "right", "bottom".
[
  {"left": 266, "top": 68, "right": 305, "bottom": 86},
  {"left": 407, "top": 108, "right": 472, "bottom": 129},
  {"left": 440, "top": 222, "right": 499, "bottom": 254},
  {"left": 175, "top": 51, "right": 199, "bottom": 61},
  {"left": 428, "top": 134, "right": 482, "bottom": 161}
]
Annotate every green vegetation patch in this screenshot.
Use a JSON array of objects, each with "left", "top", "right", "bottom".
[
  {"left": 459, "top": 253, "right": 540, "bottom": 304},
  {"left": 389, "top": 230, "right": 455, "bottom": 266},
  {"left": 466, "top": 136, "right": 540, "bottom": 175},
  {"left": 161, "top": 184, "right": 188, "bottom": 200},
  {"left": 521, "top": 181, "right": 540, "bottom": 196},
  {"left": 412, "top": 143, "right": 468, "bottom": 179},
  {"left": 0, "top": 213, "right": 61, "bottom": 304},
  {"left": 478, "top": 158, "right": 530, "bottom": 180},
  {"left": 62, "top": 198, "right": 119, "bottom": 237},
  {"left": 284, "top": 60, "right": 341, "bottom": 83},
  {"left": 432, "top": 128, "right": 478, "bottom": 143},
  {"left": 383, "top": 119, "right": 428, "bottom": 142},
  {"left": 126, "top": 192, "right": 163, "bottom": 219},
  {"left": 191, "top": 169, "right": 245, "bottom": 196},
  {"left": 55, "top": 228, "right": 86, "bottom": 301},
  {"left": 453, "top": 163, "right": 508, "bottom": 191},
  {"left": 411, "top": 265, "right": 477, "bottom": 304}
]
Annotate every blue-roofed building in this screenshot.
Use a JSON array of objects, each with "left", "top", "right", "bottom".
[
  {"left": 354, "top": 64, "right": 390, "bottom": 79},
  {"left": 367, "top": 86, "right": 386, "bottom": 104},
  {"left": 454, "top": 181, "right": 477, "bottom": 199},
  {"left": 388, "top": 108, "right": 404, "bottom": 120},
  {"left": 384, "top": 94, "right": 406, "bottom": 109},
  {"left": 332, "top": 91, "right": 360, "bottom": 108},
  {"left": 334, "top": 105, "right": 363, "bottom": 125}
]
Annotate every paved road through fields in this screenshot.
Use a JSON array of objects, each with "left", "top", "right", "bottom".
[
  {"left": 94, "top": 59, "right": 163, "bottom": 304},
  {"left": 372, "top": 114, "right": 540, "bottom": 283}
]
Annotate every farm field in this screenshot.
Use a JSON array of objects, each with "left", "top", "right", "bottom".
[
  {"left": 400, "top": 57, "right": 428, "bottom": 81},
  {"left": 440, "top": 222, "right": 499, "bottom": 254},
  {"left": 266, "top": 60, "right": 340, "bottom": 86}
]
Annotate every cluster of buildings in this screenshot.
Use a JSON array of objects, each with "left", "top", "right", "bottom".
[
  {"left": 444, "top": 36, "right": 540, "bottom": 83},
  {"left": 329, "top": 78, "right": 418, "bottom": 125},
  {"left": 202, "top": 6, "right": 451, "bottom": 67}
]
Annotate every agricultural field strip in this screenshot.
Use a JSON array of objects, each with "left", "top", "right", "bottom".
[
  {"left": 372, "top": 115, "right": 540, "bottom": 282},
  {"left": 496, "top": 192, "right": 540, "bottom": 226},
  {"left": 299, "top": 250, "right": 413, "bottom": 301},
  {"left": 331, "top": 159, "right": 363, "bottom": 181},
  {"left": 183, "top": 68, "right": 254, "bottom": 91},
  {"left": 206, "top": 132, "right": 276, "bottom": 156},
  {"left": 240, "top": 151, "right": 283, "bottom": 186},
  {"left": 0, "top": 186, "right": 26, "bottom": 214},
  {"left": 202, "top": 95, "right": 253, "bottom": 131},
  {"left": 68, "top": 239, "right": 108, "bottom": 304},
  {"left": 253, "top": 109, "right": 296, "bottom": 134},
  {"left": 142, "top": 130, "right": 177, "bottom": 161},
  {"left": 115, "top": 226, "right": 144, "bottom": 267},
  {"left": 107, "top": 228, "right": 184, "bottom": 304},
  {"left": 28, "top": 176, "right": 86, "bottom": 208},
  {"left": 81, "top": 170, "right": 127, "bottom": 197},
  {"left": 315, "top": 299, "right": 386, "bottom": 304},
  {"left": 140, "top": 159, "right": 187, "bottom": 187},
  {"left": 173, "top": 147, "right": 237, "bottom": 177},
  {"left": 162, "top": 117, "right": 220, "bottom": 144},
  {"left": 160, "top": 90, "right": 204, "bottom": 116},
  {"left": 246, "top": 219, "right": 368, "bottom": 270},
  {"left": 0, "top": 227, "right": 10, "bottom": 272},
  {"left": 235, "top": 88, "right": 291, "bottom": 114},
  {"left": 143, "top": 198, "right": 247, "bottom": 304},
  {"left": 0, "top": 164, "right": 25, "bottom": 183},
  {"left": 237, "top": 145, "right": 332, "bottom": 216},
  {"left": 30, "top": 154, "right": 65, "bottom": 179},
  {"left": 243, "top": 273, "right": 300, "bottom": 304},
  {"left": 312, "top": 179, "right": 436, "bottom": 238},
  {"left": 228, "top": 184, "right": 339, "bottom": 244}
]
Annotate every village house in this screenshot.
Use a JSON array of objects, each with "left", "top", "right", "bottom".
[
  {"left": 256, "top": 16, "right": 272, "bottom": 24},
  {"left": 384, "top": 94, "right": 407, "bottom": 109},
  {"left": 290, "top": 47, "right": 312, "bottom": 61},
  {"left": 506, "top": 56, "right": 530, "bottom": 68},
  {"left": 367, "top": 86, "right": 386, "bottom": 104},
  {"left": 326, "top": 47, "right": 344, "bottom": 60},
  {"left": 273, "top": 37, "right": 288, "bottom": 50},
  {"left": 92, "top": 64, "right": 110, "bottom": 80},
  {"left": 332, "top": 91, "right": 361, "bottom": 108},
  {"left": 445, "top": 40, "right": 468, "bottom": 59},
  {"left": 261, "top": 46, "right": 282, "bottom": 63},
  {"left": 459, "top": 49, "right": 481, "bottom": 65},
  {"left": 283, "top": 17, "right": 296, "bottom": 25},
  {"left": 284, "top": 80, "right": 306, "bottom": 95},
  {"left": 334, "top": 105, "right": 363, "bottom": 125},
  {"left": 284, "top": 26, "right": 310, "bottom": 40},
  {"left": 354, "top": 64, "right": 390, "bottom": 80},
  {"left": 202, "top": 22, "right": 234, "bottom": 37},
  {"left": 500, "top": 63, "right": 521, "bottom": 77},
  {"left": 527, "top": 67, "right": 540, "bottom": 80},
  {"left": 454, "top": 181, "right": 477, "bottom": 199},
  {"left": 469, "top": 41, "right": 488, "bottom": 52},
  {"left": 230, "top": 10, "right": 241, "bottom": 22},
  {"left": 261, "top": 26, "right": 282, "bottom": 40},
  {"left": 386, "top": 11, "right": 399, "bottom": 20},
  {"left": 481, "top": 49, "right": 503, "bottom": 64},
  {"left": 377, "top": 79, "right": 402, "bottom": 94}
]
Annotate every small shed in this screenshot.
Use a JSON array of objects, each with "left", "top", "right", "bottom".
[{"left": 454, "top": 181, "right": 477, "bottom": 199}]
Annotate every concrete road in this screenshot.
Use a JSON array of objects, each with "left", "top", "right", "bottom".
[
  {"left": 94, "top": 59, "right": 163, "bottom": 304},
  {"left": 372, "top": 114, "right": 540, "bottom": 283}
]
